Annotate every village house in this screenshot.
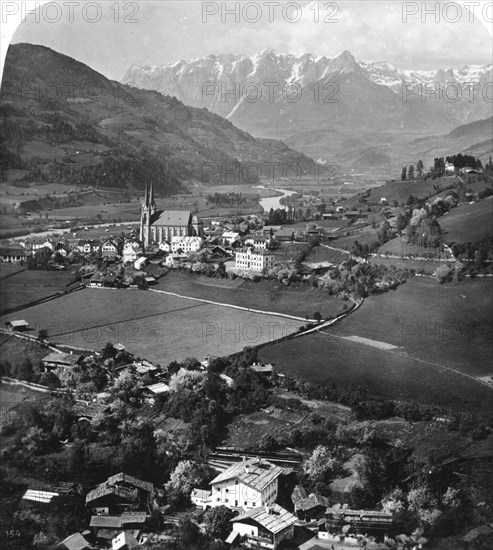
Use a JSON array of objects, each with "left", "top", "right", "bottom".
[
  {"left": 165, "top": 253, "right": 188, "bottom": 267},
  {"left": 101, "top": 238, "right": 120, "bottom": 259},
  {"left": 207, "top": 457, "right": 283, "bottom": 511},
  {"left": 291, "top": 485, "right": 329, "bottom": 521},
  {"left": 123, "top": 240, "right": 142, "bottom": 261},
  {"left": 445, "top": 162, "right": 455, "bottom": 174},
  {"left": 170, "top": 235, "right": 203, "bottom": 253},
  {"left": 244, "top": 235, "right": 269, "bottom": 249},
  {"left": 85, "top": 473, "right": 153, "bottom": 515},
  {"left": 42, "top": 351, "right": 82, "bottom": 371},
  {"left": 21, "top": 238, "right": 54, "bottom": 256},
  {"left": 77, "top": 239, "right": 99, "bottom": 254},
  {"left": 112, "top": 530, "right": 140, "bottom": 550},
  {"left": 90, "top": 512, "right": 146, "bottom": 546},
  {"left": 142, "top": 382, "right": 170, "bottom": 404},
  {"left": 134, "top": 256, "right": 147, "bottom": 270},
  {"left": 191, "top": 488, "right": 211, "bottom": 508},
  {"left": 227, "top": 503, "right": 298, "bottom": 549},
  {"left": 249, "top": 362, "right": 275, "bottom": 378},
  {"left": 0, "top": 244, "right": 26, "bottom": 263},
  {"left": 222, "top": 231, "right": 241, "bottom": 246},
  {"left": 235, "top": 248, "right": 275, "bottom": 272},
  {"left": 274, "top": 228, "right": 295, "bottom": 242},
  {"left": 5, "top": 319, "right": 29, "bottom": 331}
]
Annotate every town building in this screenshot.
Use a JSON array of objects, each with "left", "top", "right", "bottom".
[
  {"left": 170, "top": 235, "right": 202, "bottom": 253},
  {"left": 0, "top": 245, "right": 26, "bottom": 263},
  {"left": 85, "top": 473, "right": 153, "bottom": 515},
  {"left": 140, "top": 182, "right": 203, "bottom": 247},
  {"left": 207, "top": 457, "right": 283, "bottom": 510},
  {"left": 235, "top": 248, "right": 275, "bottom": 272},
  {"left": 227, "top": 503, "right": 298, "bottom": 549},
  {"left": 222, "top": 231, "right": 241, "bottom": 245},
  {"left": 291, "top": 485, "right": 329, "bottom": 521},
  {"left": 244, "top": 235, "right": 269, "bottom": 249},
  {"left": 101, "top": 238, "right": 120, "bottom": 259}
]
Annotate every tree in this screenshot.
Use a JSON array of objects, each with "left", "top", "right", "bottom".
[
  {"left": 408, "top": 165, "right": 415, "bottom": 180},
  {"left": 417, "top": 160, "right": 424, "bottom": 179},
  {"left": 304, "top": 445, "right": 338, "bottom": 483},
  {"left": 401, "top": 167, "right": 407, "bottom": 181},
  {"left": 165, "top": 460, "right": 203, "bottom": 501},
  {"left": 37, "top": 329, "right": 48, "bottom": 341},
  {"left": 203, "top": 506, "right": 235, "bottom": 540}
]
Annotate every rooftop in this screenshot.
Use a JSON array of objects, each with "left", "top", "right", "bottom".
[
  {"left": 210, "top": 458, "right": 283, "bottom": 492},
  {"left": 151, "top": 210, "right": 192, "bottom": 227},
  {"left": 232, "top": 503, "right": 298, "bottom": 534}
]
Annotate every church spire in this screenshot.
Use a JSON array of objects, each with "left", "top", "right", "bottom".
[
  {"left": 144, "top": 182, "right": 149, "bottom": 207},
  {"left": 149, "top": 181, "right": 155, "bottom": 206}
]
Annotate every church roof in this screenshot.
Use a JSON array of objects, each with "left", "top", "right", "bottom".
[{"left": 151, "top": 210, "right": 192, "bottom": 227}]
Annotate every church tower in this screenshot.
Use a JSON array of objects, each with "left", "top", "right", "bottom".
[{"left": 140, "top": 182, "right": 156, "bottom": 248}]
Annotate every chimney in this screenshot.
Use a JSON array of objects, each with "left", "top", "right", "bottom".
[
  {"left": 244, "top": 464, "right": 249, "bottom": 474},
  {"left": 265, "top": 504, "right": 269, "bottom": 514}
]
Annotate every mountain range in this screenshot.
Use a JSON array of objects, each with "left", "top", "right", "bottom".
[
  {"left": 122, "top": 50, "right": 493, "bottom": 167},
  {"left": 0, "top": 44, "right": 316, "bottom": 194}
]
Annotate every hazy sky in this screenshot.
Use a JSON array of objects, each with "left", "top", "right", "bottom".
[{"left": 4, "top": 1, "right": 493, "bottom": 81}]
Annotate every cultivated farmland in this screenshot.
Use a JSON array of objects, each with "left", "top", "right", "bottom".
[
  {"left": 259, "top": 277, "right": 493, "bottom": 413},
  {"left": 0, "top": 288, "right": 304, "bottom": 364}
]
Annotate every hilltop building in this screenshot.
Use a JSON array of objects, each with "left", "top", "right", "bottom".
[
  {"left": 235, "top": 248, "right": 275, "bottom": 272},
  {"left": 140, "top": 182, "right": 203, "bottom": 248}
]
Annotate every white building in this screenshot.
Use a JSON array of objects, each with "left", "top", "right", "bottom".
[
  {"left": 235, "top": 248, "right": 275, "bottom": 272},
  {"left": 222, "top": 231, "right": 240, "bottom": 245},
  {"left": 122, "top": 242, "right": 142, "bottom": 264},
  {"left": 445, "top": 162, "right": 455, "bottom": 174},
  {"left": 228, "top": 503, "right": 298, "bottom": 549},
  {"left": 134, "top": 256, "right": 147, "bottom": 270},
  {"left": 171, "top": 235, "right": 202, "bottom": 253},
  {"left": 244, "top": 235, "right": 268, "bottom": 249},
  {"left": 206, "top": 458, "right": 283, "bottom": 511}
]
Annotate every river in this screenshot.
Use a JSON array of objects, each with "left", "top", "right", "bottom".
[{"left": 257, "top": 186, "right": 297, "bottom": 212}]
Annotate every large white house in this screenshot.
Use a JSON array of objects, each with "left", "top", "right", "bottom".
[
  {"left": 205, "top": 458, "right": 283, "bottom": 511},
  {"left": 227, "top": 503, "right": 298, "bottom": 549},
  {"left": 171, "top": 235, "right": 203, "bottom": 253},
  {"left": 235, "top": 248, "right": 275, "bottom": 272}
]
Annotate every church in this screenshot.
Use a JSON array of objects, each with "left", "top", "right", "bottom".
[{"left": 140, "top": 182, "right": 203, "bottom": 248}]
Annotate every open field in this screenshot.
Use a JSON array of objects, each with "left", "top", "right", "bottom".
[
  {"left": 0, "top": 268, "right": 80, "bottom": 314},
  {"left": 0, "top": 332, "right": 52, "bottom": 369},
  {"left": 330, "top": 277, "right": 493, "bottom": 376},
  {"left": 440, "top": 197, "right": 493, "bottom": 243},
  {"left": 0, "top": 288, "right": 304, "bottom": 365},
  {"left": 156, "top": 270, "right": 346, "bottom": 319},
  {"left": 259, "top": 277, "right": 493, "bottom": 413}
]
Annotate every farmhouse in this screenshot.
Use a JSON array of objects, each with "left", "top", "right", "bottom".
[
  {"left": 101, "top": 238, "right": 120, "bottom": 258},
  {"left": 85, "top": 473, "right": 153, "bottom": 515},
  {"left": 140, "top": 182, "right": 203, "bottom": 247},
  {"left": 0, "top": 245, "right": 26, "bottom": 263},
  {"left": 235, "top": 248, "right": 275, "bottom": 272},
  {"left": 291, "top": 485, "right": 329, "bottom": 521},
  {"left": 42, "top": 352, "right": 81, "bottom": 371},
  {"left": 208, "top": 457, "right": 283, "bottom": 510},
  {"left": 191, "top": 488, "right": 211, "bottom": 508},
  {"left": 77, "top": 240, "right": 99, "bottom": 254},
  {"left": 134, "top": 256, "right": 147, "bottom": 270},
  {"left": 5, "top": 319, "right": 29, "bottom": 331},
  {"left": 228, "top": 503, "right": 298, "bottom": 549},
  {"left": 275, "top": 228, "right": 295, "bottom": 242}
]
